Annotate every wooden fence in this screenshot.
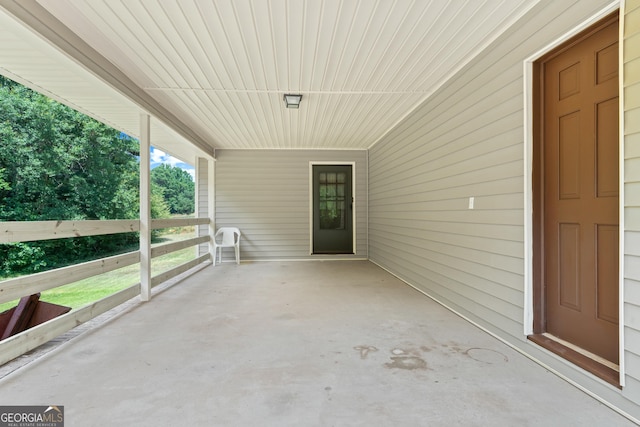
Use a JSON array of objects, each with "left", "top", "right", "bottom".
[{"left": 0, "top": 218, "right": 211, "bottom": 365}]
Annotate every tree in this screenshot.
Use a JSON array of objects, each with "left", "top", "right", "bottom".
[
  {"left": 0, "top": 76, "right": 165, "bottom": 277},
  {"left": 0, "top": 168, "right": 10, "bottom": 191},
  {"left": 150, "top": 164, "right": 194, "bottom": 215},
  {"left": 0, "top": 76, "right": 141, "bottom": 221}
]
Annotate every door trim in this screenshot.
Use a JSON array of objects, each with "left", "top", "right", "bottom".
[
  {"left": 522, "top": 1, "right": 624, "bottom": 385},
  {"left": 309, "top": 161, "right": 356, "bottom": 255}
]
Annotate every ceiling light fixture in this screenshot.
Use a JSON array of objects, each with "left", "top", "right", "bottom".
[{"left": 283, "top": 94, "right": 302, "bottom": 109}]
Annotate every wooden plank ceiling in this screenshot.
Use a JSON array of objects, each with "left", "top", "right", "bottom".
[{"left": 2, "top": 0, "right": 538, "bottom": 152}]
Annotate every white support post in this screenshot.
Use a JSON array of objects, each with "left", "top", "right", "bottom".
[
  {"left": 195, "top": 157, "right": 214, "bottom": 260},
  {"left": 139, "top": 113, "right": 151, "bottom": 301},
  {"left": 208, "top": 158, "right": 216, "bottom": 262},
  {"left": 195, "top": 157, "right": 205, "bottom": 257},
  {"left": 194, "top": 157, "right": 203, "bottom": 258}
]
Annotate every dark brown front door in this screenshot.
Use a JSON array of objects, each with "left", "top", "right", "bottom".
[
  {"left": 537, "top": 15, "right": 619, "bottom": 364},
  {"left": 313, "top": 165, "right": 353, "bottom": 254}
]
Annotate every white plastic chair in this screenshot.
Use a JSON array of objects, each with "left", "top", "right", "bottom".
[{"left": 213, "top": 227, "right": 241, "bottom": 265}]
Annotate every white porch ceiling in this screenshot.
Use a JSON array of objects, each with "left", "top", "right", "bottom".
[{"left": 2, "top": 0, "right": 539, "bottom": 152}]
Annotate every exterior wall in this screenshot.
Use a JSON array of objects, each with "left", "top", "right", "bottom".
[
  {"left": 624, "top": 0, "right": 640, "bottom": 407},
  {"left": 215, "top": 149, "right": 367, "bottom": 261},
  {"left": 369, "top": 0, "right": 640, "bottom": 420}
]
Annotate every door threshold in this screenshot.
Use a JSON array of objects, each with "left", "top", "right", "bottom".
[{"left": 528, "top": 333, "right": 620, "bottom": 388}]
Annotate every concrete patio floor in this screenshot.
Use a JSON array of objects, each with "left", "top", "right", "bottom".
[{"left": 0, "top": 260, "right": 634, "bottom": 426}]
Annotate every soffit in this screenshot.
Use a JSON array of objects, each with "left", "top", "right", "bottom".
[{"left": 9, "top": 0, "right": 539, "bottom": 150}]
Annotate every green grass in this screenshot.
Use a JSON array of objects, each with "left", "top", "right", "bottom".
[{"left": 0, "top": 229, "right": 199, "bottom": 312}]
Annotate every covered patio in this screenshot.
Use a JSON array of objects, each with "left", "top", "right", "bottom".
[
  {"left": 1, "top": 0, "right": 640, "bottom": 423},
  {"left": 0, "top": 261, "right": 632, "bottom": 425}
]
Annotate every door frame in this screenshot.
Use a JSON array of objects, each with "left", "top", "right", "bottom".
[
  {"left": 523, "top": 1, "right": 624, "bottom": 383},
  {"left": 309, "top": 161, "right": 356, "bottom": 255}
]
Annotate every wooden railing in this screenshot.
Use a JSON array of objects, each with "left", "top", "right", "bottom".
[
  {"left": 0, "top": 218, "right": 211, "bottom": 365},
  {"left": 149, "top": 219, "right": 210, "bottom": 287},
  {"left": 1, "top": 219, "right": 140, "bottom": 242}
]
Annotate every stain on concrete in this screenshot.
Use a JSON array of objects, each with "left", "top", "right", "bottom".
[
  {"left": 324, "top": 386, "right": 333, "bottom": 402},
  {"left": 437, "top": 342, "right": 468, "bottom": 357},
  {"left": 382, "top": 346, "right": 432, "bottom": 370},
  {"left": 354, "top": 345, "right": 378, "bottom": 359},
  {"left": 384, "top": 356, "right": 427, "bottom": 370},
  {"left": 392, "top": 347, "right": 424, "bottom": 356},
  {"left": 464, "top": 347, "right": 509, "bottom": 364}
]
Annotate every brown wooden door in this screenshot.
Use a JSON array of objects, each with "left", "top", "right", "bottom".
[{"left": 541, "top": 17, "right": 619, "bottom": 364}]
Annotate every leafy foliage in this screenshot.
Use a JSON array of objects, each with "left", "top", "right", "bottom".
[
  {"left": 151, "top": 163, "right": 194, "bottom": 215},
  {"left": 0, "top": 168, "right": 9, "bottom": 191},
  {"left": 0, "top": 76, "right": 141, "bottom": 221},
  {"left": 0, "top": 76, "right": 159, "bottom": 277}
]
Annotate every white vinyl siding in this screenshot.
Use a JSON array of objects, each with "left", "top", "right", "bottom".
[
  {"left": 215, "top": 149, "right": 367, "bottom": 261},
  {"left": 369, "top": 0, "right": 640, "bottom": 419},
  {"left": 624, "top": 0, "right": 640, "bottom": 405}
]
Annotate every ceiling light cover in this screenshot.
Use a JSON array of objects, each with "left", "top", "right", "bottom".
[{"left": 283, "top": 94, "right": 302, "bottom": 109}]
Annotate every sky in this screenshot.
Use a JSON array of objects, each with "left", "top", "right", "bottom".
[{"left": 150, "top": 146, "right": 196, "bottom": 180}]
